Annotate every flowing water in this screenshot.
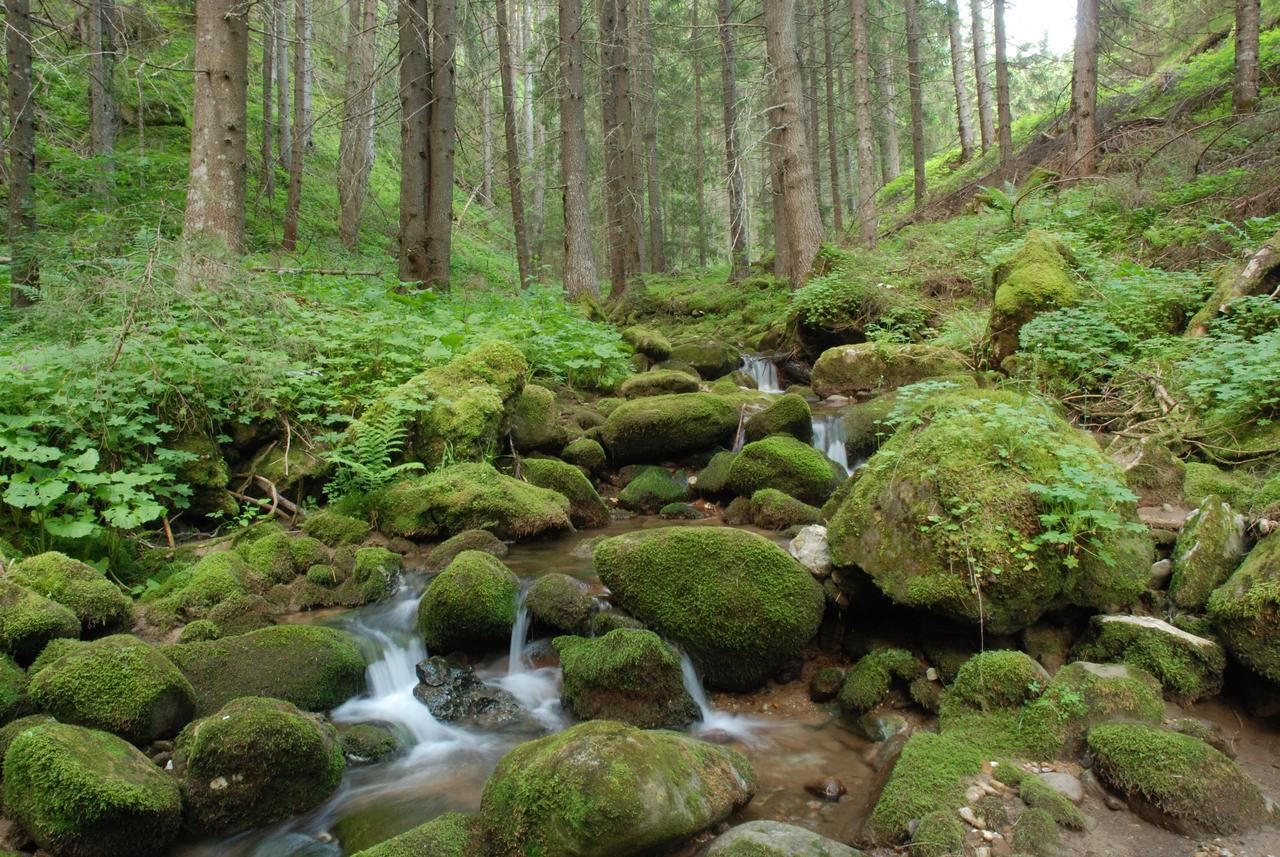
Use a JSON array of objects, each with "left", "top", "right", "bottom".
[
  {"left": 741, "top": 354, "right": 784, "bottom": 393},
  {"left": 810, "top": 413, "right": 849, "bottom": 475}
]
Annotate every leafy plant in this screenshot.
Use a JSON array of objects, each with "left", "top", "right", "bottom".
[{"left": 322, "top": 408, "right": 424, "bottom": 499}]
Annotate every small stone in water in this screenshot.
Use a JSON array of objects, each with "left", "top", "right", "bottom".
[{"left": 803, "top": 777, "right": 846, "bottom": 802}]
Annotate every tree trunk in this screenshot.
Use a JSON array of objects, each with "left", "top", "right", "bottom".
[
  {"left": 800, "top": 0, "right": 822, "bottom": 214},
  {"left": 764, "top": 0, "right": 823, "bottom": 287},
  {"left": 946, "top": 0, "right": 975, "bottom": 161},
  {"left": 1234, "top": 0, "right": 1260, "bottom": 113},
  {"left": 338, "top": 0, "right": 378, "bottom": 249},
  {"left": 424, "top": 0, "right": 457, "bottom": 289},
  {"left": 498, "top": 0, "right": 533, "bottom": 287},
  {"left": 718, "top": 0, "right": 749, "bottom": 281},
  {"left": 620, "top": 0, "right": 644, "bottom": 278},
  {"left": 600, "top": 0, "right": 641, "bottom": 297},
  {"left": 559, "top": 0, "right": 599, "bottom": 296},
  {"left": 993, "top": 0, "right": 1012, "bottom": 165},
  {"left": 1067, "top": 0, "right": 1099, "bottom": 177},
  {"left": 904, "top": 0, "right": 924, "bottom": 205},
  {"left": 481, "top": 80, "right": 494, "bottom": 205},
  {"left": 6, "top": 0, "right": 38, "bottom": 304},
  {"left": 300, "top": 0, "right": 313, "bottom": 149},
  {"left": 275, "top": 0, "right": 290, "bottom": 167},
  {"left": 397, "top": 0, "right": 430, "bottom": 282},
  {"left": 850, "top": 0, "right": 878, "bottom": 247},
  {"left": 282, "top": 0, "right": 308, "bottom": 250},
  {"left": 822, "top": 0, "right": 843, "bottom": 231},
  {"left": 261, "top": 5, "right": 275, "bottom": 200},
  {"left": 692, "top": 0, "right": 708, "bottom": 267},
  {"left": 87, "top": 0, "right": 117, "bottom": 177},
  {"left": 838, "top": 60, "right": 855, "bottom": 218},
  {"left": 970, "top": 0, "right": 994, "bottom": 153},
  {"left": 873, "top": 0, "right": 900, "bottom": 184},
  {"left": 181, "top": 0, "right": 249, "bottom": 257},
  {"left": 638, "top": 0, "right": 665, "bottom": 272}
]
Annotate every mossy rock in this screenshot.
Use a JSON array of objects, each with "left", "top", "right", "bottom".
[
  {"left": 3, "top": 722, "right": 182, "bottom": 857},
  {"left": 660, "top": 502, "right": 704, "bottom": 519},
  {"left": 9, "top": 552, "right": 133, "bottom": 634},
  {"left": 620, "top": 369, "right": 701, "bottom": 399},
  {"left": 373, "top": 462, "right": 572, "bottom": 541},
  {"left": 595, "top": 527, "right": 823, "bottom": 690},
  {"left": 0, "top": 656, "right": 31, "bottom": 725},
  {"left": 1088, "top": 722, "right": 1266, "bottom": 834},
  {"left": 1169, "top": 496, "right": 1247, "bottom": 611},
  {"left": 909, "top": 810, "right": 965, "bottom": 857},
  {"left": 669, "top": 340, "right": 741, "bottom": 379},
  {"left": 0, "top": 581, "right": 80, "bottom": 665},
  {"left": 601, "top": 393, "right": 738, "bottom": 463},
  {"left": 707, "top": 820, "right": 863, "bottom": 856},
  {"left": 618, "top": 466, "right": 690, "bottom": 513},
  {"left": 744, "top": 394, "right": 813, "bottom": 443},
  {"left": 338, "top": 722, "right": 402, "bottom": 765},
  {"left": 1251, "top": 473, "right": 1280, "bottom": 520},
  {"left": 1011, "top": 807, "right": 1060, "bottom": 856},
  {"left": 1110, "top": 437, "right": 1186, "bottom": 507},
  {"left": 510, "top": 383, "right": 564, "bottom": 453},
  {"left": 1019, "top": 774, "right": 1089, "bottom": 830},
  {"left": 622, "top": 326, "right": 672, "bottom": 361},
  {"left": 175, "top": 696, "right": 344, "bottom": 834},
  {"left": 1019, "top": 661, "right": 1163, "bottom": 758},
  {"left": 178, "top": 619, "right": 221, "bottom": 643},
  {"left": 750, "top": 488, "right": 821, "bottom": 530},
  {"left": 1206, "top": 533, "right": 1280, "bottom": 682},
  {"left": 161, "top": 625, "right": 365, "bottom": 716},
  {"left": 525, "top": 573, "right": 596, "bottom": 635},
  {"left": 728, "top": 435, "right": 842, "bottom": 506},
  {"left": 1183, "top": 462, "right": 1262, "bottom": 510},
  {"left": 417, "top": 551, "right": 518, "bottom": 654},
  {"left": 235, "top": 531, "right": 300, "bottom": 584},
  {"left": 694, "top": 450, "right": 738, "bottom": 496},
  {"left": 949, "top": 650, "right": 1049, "bottom": 712},
  {"left": 302, "top": 510, "right": 371, "bottom": 546},
  {"left": 0, "top": 713, "right": 54, "bottom": 764},
  {"left": 1074, "top": 614, "right": 1225, "bottom": 700},
  {"left": 811, "top": 343, "right": 966, "bottom": 399},
  {"left": 206, "top": 594, "right": 277, "bottom": 636},
  {"left": 986, "top": 230, "right": 1081, "bottom": 365},
  {"left": 555, "top": 629, "right": 700, "bottom": 729},
  {"left": 561, "top": 437, "right": 607, "bottom": 475},
  {"left": 29, "top": 634, "right": 196, "bottom": 744},
  {"left": 522, "top": 458, "right": 611, "bottom": 529},
  {"left": 837, "top": 648, "right": 922, "bottom": 715},
  {"left": 827, "top": 390, "right": 1147, "bottom": 634},
  {"left": 479, "top": 720, "right": 756, "bottom": 857},
  {"left": 141, "top": 551, "right": 259, "bottom": 628},
  {"left": 171, "top": 433, "right": 235, "bottom": 517},
  {"left": 589, "top": 610, "right": 645, "bottom": 634},
  {"left": 867, "top": 731, "right": 985, "bottom": 843},
  {"left": 350, "top": 812, "right": 483, "bottom": 857},
  {"left": 425, "top": 529, "right": 508, "bottom": 572}
]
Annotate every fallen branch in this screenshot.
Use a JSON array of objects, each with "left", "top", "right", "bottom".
[
  {"left": 250, "top": 266, "right": 385, "bottom": 277},
  {"left": 229, "top": 490, "right": 294, "bottom": 522}
]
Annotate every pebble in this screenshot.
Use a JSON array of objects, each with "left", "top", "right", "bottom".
[
  {"left": 965, "top": 785, "right": 986, "bottom": 804},
  {"left": 926, "top": 667, "right": 938, "bottom": 681},
  {"left": 803, "top": 777, "right": 846, "bottom": 802},
  {"left": 958, "top": 806, "right": 980, "bottom": 827}
]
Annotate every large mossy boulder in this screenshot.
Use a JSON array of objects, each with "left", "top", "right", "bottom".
[
  {"left": 601, "top": 393, "right": 738, "bottom": 463},
  {"left": 417, "top": 551, "right": 518, "bottom": 653},
  {"left": 727, "top": 434, "right": 842, "bottom": 506},
  {"left": 162, "top": 625, "right": 365, "bottom": 716},
  {"left": 521, "top": 458, "right": 611, "bottom": 528},
  {"left": 561, "top": 437, "right": 607, "bottom": 475},
  {"left": 351, "top": 812, "right": 483, "bottom": 857},
  {"left": 0, "top": 581, "right": 80, "bottom": 665},
  {"left": 479, "top": 720, "right": 756, "bottom": 857},
  {"left": 1074, "top": 614, "right": 1225, "bottom": 701},
  {"left": 622, "top": 326, "right": 672, "bottom": 361},
  {"left": 827, "top": 390, "right": 1149, "bottom": 634},
  {"left": 811, "top": 343, "right": 966, "bottom": 400},
  {"left": 744, "top": 393, "right": 813, "bottom": 443},
  {"left": 986, "top": 230, "right": 1081, "bottom": 365},
  {"left": 948, "top": 650, "right": 1049, "bottom": 711},
  {"left": 620, "top": 369, "right": 701, "bottom": 399},
  {"left": 593, "top": 527, "right": 824, "bottom": 689},
  {"left": 525, "top": 572, "right": 596, "bottom": 635},
  {"left": 140, "top": 551, "right": 260, "bottom": 628},
  {"left": 175, "top": 696, "right": 344, "bottom": 834},
  {"left": 0, "top": 655, "right": 30, "bottom": 724},
  {"left": 618, "top": 466, "right": 690, "bottom": 513},
  {"left": 424, "top": 529, "right": 508, "bottom": 571},
  {"left": 170, "top": 433, "right": 235, "bottom": 517},
  {"left": 1206, "top": 533, "right": 1280, "bottom": 682},
  {"left": 373, "top": 462, "right": 572, "bottom": 541},
  {"left": 302, "top": 510, "right": 372, "bottom": 546},
  {"left": 1020, "top": 661, "right": 1163, "bottom": 758},
  {"left": 555, "top": 629, "right": 700, "bottom": 729},
  {"left": 9, "top": 552, "right": 133, "bottom": 633},
  {"left": 3, "top": 721, "right": 182, "bottom": 857},
  {"left": 669, "top": 340, "right": 741, "bottom": 379},
  {"left": 1088, "top": 722, "right": 1266, "bottom": 834},
  {"left": 694, "top": 450, "right": 738, "bottom": 496},
  {"left": 837, "top": 648, "right": 922, "bottom": 715},
  {"left": 29, "top": 635, "right": 195, "bottom": 744},
  {"left": 706, "top": 821, "right": 863, "bottom": 856},
  {"left": 866, "top": 731, "right": 984, "bottom": 843},
  {"left": 1169, "top": 496, "right": 1247, "bottom": 611},
  {"left": 510, "top": 383, "right": 564, "bottom": 453}
]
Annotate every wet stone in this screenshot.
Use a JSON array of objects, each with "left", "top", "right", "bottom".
[
  {"left": 412, "top": 656, "right": 527, "bottom": 729},
  {"left": 803, "top": 776, "right": 847, "bottom": 802}
]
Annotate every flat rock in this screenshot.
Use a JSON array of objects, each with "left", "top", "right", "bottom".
[{"left": 1038, "top": 771, "right": 1084, "bottom": 804}]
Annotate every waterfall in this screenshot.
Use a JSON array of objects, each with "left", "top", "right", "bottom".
[
  {"left": 492, "top": 586, "right": 564, "bottom": 729},
  {"left": 811, "top": 414, "right": 849, "bottom": 474},
  {"left": 741, "top": 355, "right": 783, "bottom": 393},
  {"left": 678, "top": 652, "right": 762, "bottom": 745},
  {"left": 508, "top": 591, "right": 531, "bottom": 674}
]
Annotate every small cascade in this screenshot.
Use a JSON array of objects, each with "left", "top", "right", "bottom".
[
  {"left": 508, "top": 591, "right": 532, "bottom": 674},
  {"left": 492, "top": 587, "right": 564, "bottom": 729},
  {"left": 811, "top": 414, "right": 849, "bottom": 474},
  {"left": 678, "top": 652, "right": 762, "bottom": 745},
  {"left": 741, "top": 355, "right": 784, "bottom": 393}
]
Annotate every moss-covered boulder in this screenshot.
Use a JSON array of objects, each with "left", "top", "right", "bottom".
[
  {"left": 29, "top": 635, "right": 195, "bottom": 743},
  {"left": 909, "top": 811, "right": 965, "bottom": 857},
  {"left": 727, "top": 435, "right": 841, "bottom": 506},
  {"left": 744, "top": 394, "right": 813, "bottom": 443},
  {"left": 140, "top": 551, "right": 259, "bottom": 628},
  {"left": 1020, "top": 661, "right": 1163, "bottom": 758},
  {"left": 351, "top": 812, "right": 483, "bottom": 857},
  {"left": 510, "top": 383, "right": 564, "bottom": 453},
  {"left": 828, "top": 390, "right": 1148, "bottom": 634},
  {"left": 4, "top": 721, "right": 182, "bottom": 857},
  {"left": 1169, "top": 496, "right": 1247, "bottom": 611},
  {"left": 0, "top": 655, "right": 30, "bottom": 724},
  {"left": 170, "top": 433, "right": 236, "bottom": 517},
  {"left": 338, "top": 722, "right": 402, "bottom": 765},
  {"left": 594, "top": 527, "right": 824, "bottom": 689},
  {"left": 425, "top": 528, "right": 508, "bottom": 572},
  {"left": 373, "top": 463, "right": 572, "bottom": 541},
  {"left": 750, "top": 488, "right": 821, "bottom": 530},
  {"left": 1074, "top": 614, "right": 1225, "bottom": 700},
  {"left": 618, "top": 466, "right": 690, "bottom": 513},
  {"left": 948, "top": 650, "right": 1049, "bottom": 711},
  {"left": 707, "top": 821, "right": 863, "bottom": 856},
  {"left": 162, "top": 625, "right": 365, "bottom": 716},
  {"left": 986, "top": 230, "right": 1081, "bottom": 365},
  {"left": 561, "top": 437, "right": 607, "bottom": 475},
  {"left": 1206, "top": 533, "right": 1280, "bottom": 682},
  {"left": 622, "top": 327, "right": 672, "bottom": 361},
  {"left": 838, "top": 648, "right": 922, "bottom": 715},
  {"left": 867, "top": 731, "right": 985, "bottom": 843},
  {"left": 1088, "top": 722, "right": 1266, "bottom": 834},
  {"left": 236, "top": 531, "right": 304, "bottom": 584},
  {"left": 9, "top": 552, "right": 133, "bottom": 634},
  {"left": 670, "top": 340, "right": 741, "bottom": 379},
  {"left": 811, "top": 343, "right": 967, "bottom": 399},
  {"left": 620, "top": 370, "right": 701, "bottom": 399},
  {"left": 0, "top": 581, "right": 80, "bottom": 665},
  {"left": 601, "top": 393, "right": 738, "bottom": 463},
  {"left": 479, "top": 719, "right": 755, "bottom": 857},
  {"left": 1110, "top": 436, "right": 1186, "bottom": 507},
  {"left": 521, "top": 458, "right": 610, "bottom": 528},
  {"left": 175, "top": 696, "right": 344, "bottom": 834},
  {"left": 206, "top": 593, "right": 276, "bottom": 636},
  {"left": 525, "top": 573, "right": 595, "bottom": 635},
  {"left": 302, "top": 510, "right": 371, "bottom": 546},
  {"left": 555, "top": 630, "right": 699, "bottom": 729},
  {"left": 417, "top": 551, "right": 518, "bottom": 654},
  {"left": 694, "top": 450, "right": 738, "bottom": 496}
]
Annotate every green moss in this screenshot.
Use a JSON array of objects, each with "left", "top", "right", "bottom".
[
  {"left": 867, "top": 731, "right": 985, "bottom": 843},
  {"left": 949, "top": 650, "right": 1049, "bottom": 711},
  {"left": 511, "top": 384, "right": 564, "bottom": 453},
  {"left": 561, "top": 438, "right": 607, "bottom": 474},
  {"left": 289, "top": 535, "right": 330, "bottom": 570},
  {"left": 0, "top": 581, "right": 80, "bottom": 665},
  {"left": 1018, "top": 661, "right": 1163, "bottom": 758},
  {"left": 175, "top": 696, "right": 344, "bottom": 834},
  {"left": 161, "top": 625, "right": 365, "bottom": 716},
  {"left": 988, "top": 230, "right": 1081, "bottom": 365},
  {"left": 1169, "top": 496, "right": 1246, "bottom": 610},
  {"left": 694, "top": 450, "right": 738, "bottom": 496},
  {"left": 307, "top": 564, "right": 338, "bottom": 587},
  {"left": 750, "top": 489, "right": 821, "bottom": 530},
  {"left": 351, "top": 812, "right": 482, "bottom": 857},
  {"left": 1088, "top": 722, "right": 1266, "bottom": 834},
  {"left": 417, "top": 551, "right": 518, "bottom": 653},
  {"left": 3, "top": 722, "right": 182, "bottom": 857},
  {"left": 601, "top": 393, "right": 738, "bottom": 463},
  {"left": 811, "top": 343, "right": 967, "bottom": 399},
  {"left": 237, "top": 531, "right": 301, "bottom": 584},
  {"left": 618, "top": 466, "right": 690, "bottom": 513},
  {"left": 555, "top": 629, "right": 700, "bottom": 729},
  {"left": 373, "top": 463, "right": 572, "bottom": 541},
  {"left": 1074, "top": 614, "right": 1225, "bottom": 700},
  {"left": 589, "top": 610, "right": 645, "bottom": 634},
  {"left": 29, "top": 634, "right": 195, "bottom": 744},
  {"left": 660, "top": 502, "right": 703, "bottom": 519},
  {"left": 620, "top": 370, "right": 701, "bottom": 399},
  {"left": 206, "top": 594, "right": 276, "bottom": 636},
  {"left": 425, "top": 528, "right": 508, "bottom": 571},
  {"left": 525, "top": 573, "right": 595, "bottom": 635},
  {"left": 178, "top": 619, "right": 221, "bottom": 643},
  {"left": 0, "top": 655, "right": 31, "bottom": 724},
  {"left": 522, "top": 458, "right": 611, "bottom": 528},
  {"left": 1206, "top": 533, "right": 1280, "bottom": 682},
  {"left": 0, "top": 713, "right": 54, "bottom": 763},
  {"left": 302, "top": 510, "right": 372, "bottom": 546},
  {"left": 837, "top": 648, "right": 922, "bottom": 715},
  {"left": 1183, "top": 462, "right": 1261, "bottom": 510},
  {"left": 974, "top": 794, "right": 1009, "bottom": 828},
  {"left": 351, "top": 547, "right": 401, "bottom": 604},
  {"left": 1020, "top": 776, "right": 1088, "bottom": 830},
  {"left": 594, "top": 527, "right": 824, "bottom": 690},
  {"left": 622, "top": 327, "right": 673, "bottom": 360},
  {"left": 909, "top": 810, "right": 965, "bottom": 857},
  {"left": 171, "top": 434, "right": 234, "bottom": 516},
  {"left": 142, "top": 551, "right": 258, "bottom": 628},
  {"left": 339, "top": 723, "right": 402, "bottom": 765},
  {"left": 728, "top": 434, "right": 842, "bottom": 505},
  {"left": 669, "top": 340, "right": 741, "bottom": 379},
  {"left": 1011, "top": 808, "right": 1060, "bottom": 857},
  {"left": 9, "top": 552, "right": 133, "bottom": 633},
  {"left": 744, "top": 394, "right": 813, "bottom": 443},
  {"left": 1252, "top": 474, "right": 1280, "bottom": 519}
]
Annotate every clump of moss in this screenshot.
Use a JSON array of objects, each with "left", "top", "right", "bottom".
[
  {"left": 622, "top": 327, "right": 672, "bottom": 361},
  {"left": 811, "top": 342, "right": 967, "bottom": 399},
  {"left": 1019, "top": 775, "right": 1088, "bottom": 830},
  {"left": 618, "top": 466, "right": 690, "bottom": 513},
  {"left": 837, "top": 648, "right": 922, "bottom": 715},
  {"left": 206, "top": 594, "right": 276, "bottom": 636},
  {"left": 1088, "top": 722, "right": 1266, "bottom": 833},
  {"left": 417, "top": 551, "right": 518, "bottom": 653},
  {"left": 521, "top": 458, "right": 611, "bottom": 528},
  {"left": 1169, "top": 496, "right": 1247, "bottom": 610},
  {"left": 1183, "top": 462, "right": 1261, "bottom": 510},
  {"left": 659, "top": 502, "right": 703, "bottom": 519},
  {"left": 809, "top": 666, "right": 844, "bottom": 702},
  {"left": 1019, "top": 661, "right": 1163, "bottom": 758},
  {"left": 867, "top": 731, "right": 984, "bottom": 843},
  {"left": 555, "top": 629, "right": 700, "bottom": 729},
  {"left": 0, "top": 580, "right": 81, "bottom": 665},
  {"left": 141, "top": 551, "right": 258, "bottom": 628},
  {"left": 302, "top": 510, "right": 372, "bottom": 546},
  {"left": 350, "top": 547, "right": 401, "bottom": 604},
  {"left": 560, "top": 437, "right": 607, "bottom": 474},
  {"left": 338, "top": 723, "right": 402, "bottom": 765},
  {"left": 0, "top": 655, "right": 31, "bottom": 724},
  {"left": 744, "top": 394, "right": 813, "bottom": 443},
  {"left": 589, "top": 610, "right": 645, "bottom": 634},
  {"left": 750, "top": 489, "right": 821, "bottom": 530},
  {"left": 909, "top": 809, "right": 965, "bottom": 857},
  {"left": 525, "top": 573, "right": 595, "bottom": 635},
  {"left": 178, "top": 619, "right": 221, "bottom": 643},
  {"left": 694, "top": 450, "right": 738, "bottom": 496},
  {"left": 510, "top": 383, "right": 564, "bottom": 453},
  {"left": 350, "top": 812, "right": 482, "bottom": 857},
  {"left": 237, "top": 531, "right": 302, "bottom": 584},
  {"left": 975, "top": 793, "right": 1008, "bottom": 828},
  {"left": 949, "top": 650, "right": 1049, "bottom": 711},
  {"left": 669, "top": 340, "right": 741, "bottom": 379},
  {"left": 307, "top": 564, "right": 338, "bottom": 587},
  {"left": 9, "top": 552, "right": 133, "bottom": 633},
  {"left": 987, "top": 230, "right": 1081, "bottom": 365},
  {"left": 1011, "top": 807, "right": 1060, "bottom": 856},
  {"left": 1074, "top": 614, "right": 1225, "bottom": 700},
  {"left": 620, "top": 370, "right": 701, "bottom": 399},
  {"left": 1206, "top": 533, "right": 1280, "bottom": 682},
  {"left": 600, "top": 393, "right": 738, "bottom": 463},
  {"left": 425, "top": 529, "right": 507, "bottom": 571},
  {"left": 728, "top": 434, "right": 842, "bottom": 505}
]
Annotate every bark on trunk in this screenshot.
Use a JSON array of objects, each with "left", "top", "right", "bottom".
[
  {"left": 946, "top": 0, "right": 975, "bottom": 161},
  {"left": 873, "top": 0, "right": 900, "bottom": 184},
  {"left": 559, "top": 0, "right": 599, "bottom": 296},
  {"left": 801, "top": 0, "right": 822, "bottom": 214},
  {"left": 638, "top": 0, "right": 665, "bottom": 272},
  {"left": 275, "top": 0, "right": 290, "bottom": 167},
  {"left": 261, "top": 6, "right": 274, "bottom": 200},
  {"left": 300, "top": 0, "right": 313, "bottom": 149},
  {"left": 282, "top": 0, "right": 308, "bottom": 250},
  {"left": 88, "top": 0, "right": 117, "bottom": 173},
  {"left": 498, "top": 0, "right": 533, "bottom": 287},
  {"left": 424, "top": 0, "right": 457, "bottom": 289},
  {"left": 850, "top": 0, "right": 878, "bottom": 247},
  {"left": 1067, "top": 0, "right": 1099, "bottom": 177},
  {"left": 692, "top": 0, "right": 708, "bottom": 266},
  {"left": 600, "top": 0, "right": 641, "bottom": 297},
  {"left": 481, "top": 81, "right": 494, "bottom": 205},
  {"left": 904, "top": 0, "right": 925, "bottom": 205},
  {"left": 822, "top": 0, "right": 843, "bottom": 231},
  {"left": 6, "top": 0, "right": 38, "bottom": 303},
  {"left": 338, "top": 0, "right": 379, "bottom": 249},
  {"left": 397, "top": 0, "right": 430, "bottom": 282},
  {"left": 1234, "top": 0, "right": 1260, "bottom": 114},
  {"left": 718, "top": 0, "right": 749, "bottom": 281},
  {"left": 993, "top": 0, "right": 1012, "bottom": 165},
  {"left": 970, "top": 0, "right": 994, "bottom": 153}
]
